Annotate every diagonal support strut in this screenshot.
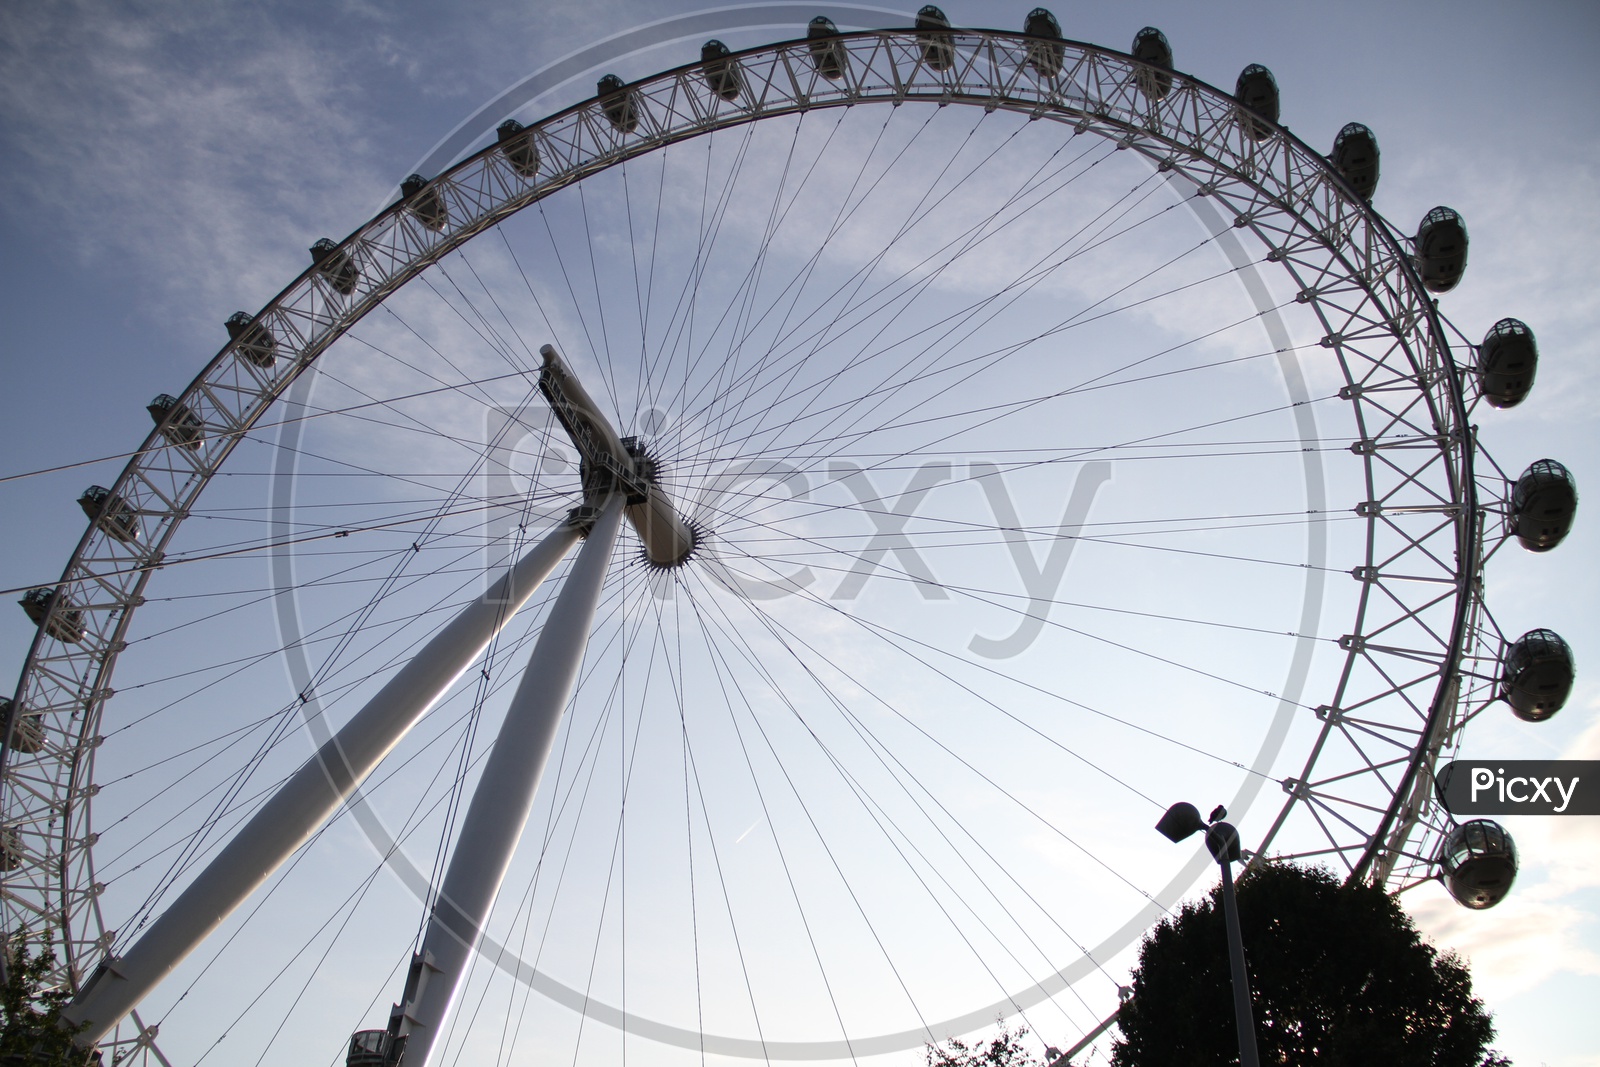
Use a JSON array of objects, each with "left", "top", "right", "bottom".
[
  {"left": 65, "top": 521, "right": 583, "bottom": 1047},
  {"left": 386, "top": 495, "right": 625, "bottom": 1067}
]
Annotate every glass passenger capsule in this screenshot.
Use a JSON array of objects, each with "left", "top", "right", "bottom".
[
  {"left": 1510, "top": 458, "right": 1577, "bottom": 552},
  {"left": 1476, "top": 317, "right": 1538, "bottom": 408},
  {"left": 78, "top": 485, "right": 140, "bottom": 544},
  {"left": 1500, "top": 628, "right": 1574, "bottom": 722},
  {"left": 701, "top": 40, "right": 743, "bottom": 100},
  {"left": 1131, "top": 27, "right": 1173, "bottom": 101},
  {"left": 915, "top": 6, "right": 955, "bottom": 72},
  {"left": 19, "top": 587, "right": 86, "bottom": 645},
  {"left": 1440, "top": 820, "right": 1518, "bottom": 909},
  {"left": 1023, "top": 8, "right": 1064, "bottom": 78},
  {"left": 226, "top": 310, "right": 278, "bottom": 368},
  {"left": 147, "top": 392, "right": 204, "bottom": 450},
  {"left": 310, "top": 238, "right": 360, "bottom": 296},
  {"left": 1234, "top": 64, "right": 1279, "bottom": 142},
  {"left": 496, "top": 119, "right": 540, "bottom": 178},
  {"left": 400, "top": 174, "right": 448, "bottom": 233},
  {"left": 807, "top": 16, "right": 847, "bottom": 80},
  {"left": 1415, "top": 206, "right": 1468, "bottom": 292},
  {"left": 346, "top": 1030, "right": 405, "bottom": 1067},
  {"left": 597, "top": 74, "right": 639, "bottom": 133},
  {"left": 1331, "top": 122, "right": 1380, "bottom": 201},
  {"left": 2, "top": 697, "right": 45, "bottom": 755}
]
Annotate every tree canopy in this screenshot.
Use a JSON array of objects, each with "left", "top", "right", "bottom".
[
  {"left": 1, "top": 934, "right": 95, "bottom": 1065},
  {"left": 1111, "top": 861, "right": 1508, "bottom": 1066},
  {"left": 927, "top": 1023, "right": 1047, "bottom": 1067}
]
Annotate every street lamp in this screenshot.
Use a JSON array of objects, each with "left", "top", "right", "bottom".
[{"left": 1156, "top": 801, "right": 1260, "bottom": 1067}]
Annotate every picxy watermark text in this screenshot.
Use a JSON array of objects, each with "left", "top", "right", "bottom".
[
  {"left": 481, "top": 404, "right": 1111, "bottom": 658},
  {"left": 1436, "top": 760, "right": 1599, "bottom": 816}
]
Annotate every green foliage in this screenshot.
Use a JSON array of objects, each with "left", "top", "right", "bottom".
[
  {"left": 0, "top": 933, "right": 94, "bottom": 1065},
  {"left": 927, "top": 1023, "right": 1046, "bottom": 1067},
  {"left": 1111, "top": 861, "right": 1509, "bottom": 1067}
]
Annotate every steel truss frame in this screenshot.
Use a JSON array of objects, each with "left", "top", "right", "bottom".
[{"left": 2, "top": 25, "right": 1511, "bottom": 1058}]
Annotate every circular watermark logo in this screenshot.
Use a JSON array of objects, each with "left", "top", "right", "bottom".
[{"left": 266, "top": 7, "right": 1329, "bottom": 1057}]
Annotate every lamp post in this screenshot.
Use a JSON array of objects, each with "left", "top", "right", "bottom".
[{"left": 1156, "top": 801, "right": 1260, "bottom": 1067}]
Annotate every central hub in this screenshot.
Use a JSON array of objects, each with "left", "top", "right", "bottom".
[{"left": 538, "top": 344, "right": 697, "bottom": 567}]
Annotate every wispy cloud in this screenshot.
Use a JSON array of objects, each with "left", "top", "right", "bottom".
[
  {"left": 0, "top": 1, "right": 391, "bottom": 325},
  {"left": 1408, "top": 713, "right": 1600, "bottom": 1003}
]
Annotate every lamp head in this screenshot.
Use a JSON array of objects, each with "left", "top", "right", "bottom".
[
  {"left": 1205, "top": 821, "right": 1242, "bottom": 864},
  {"left": 1156, "top": 801, "right": 1206, "bottom": 843}
]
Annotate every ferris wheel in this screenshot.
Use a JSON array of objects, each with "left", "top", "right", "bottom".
[{"left": 1, "top": 8, "right": 1578, "bottom": 1067}]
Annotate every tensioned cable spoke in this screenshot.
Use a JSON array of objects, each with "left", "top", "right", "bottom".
[
  {"left": 664, "top": 111, "right": 1112, "bottom": 439},
  {"left": 673, "top": 572, "right": 863, "bottom": 1064},
  {"left": 660, "top": 110, "right": 835, "bottom": 457},
  {"left": 687, "top": 558, "right": 1173, "bottom": 910},
  {"left": 631, "top": 120, "right": 763, "bottom": 426},
  {"left": 676, "top": 563, "right": 1096, "bottom": 1034},
  {"left": 680, "top": 583, "right": 938, "bottom": 1043},
  {"left": 441, "top": 567, "right": 662, "bottom": 1063},
  {"left": 691, "top": 108, "right": 936, "bottom": 463},
  {"left": 677, "top": 566, "right": 1110, "bottom": 1016},
  {"left": 101, "top": 514, "right": 596, "bottom": 934},
  {"left": 151, "top": 568, "right": 643, "bottom": 1056},
  {"left": 670, "top": 136, "right": 1128, "bottom": 480},
  {"left": 675, "top": 139, "right": 1175, "bottom": 475},
  {"left": 691, "top": 495, "right": 1298, "bottom": 778}
]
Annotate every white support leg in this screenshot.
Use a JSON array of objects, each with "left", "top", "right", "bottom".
[
  {"left": 65, "top": 522, "right": 583, "bottom": 1046},
  {"left": 391, "top": 495, "right": 624, "bottom": 1067}
]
